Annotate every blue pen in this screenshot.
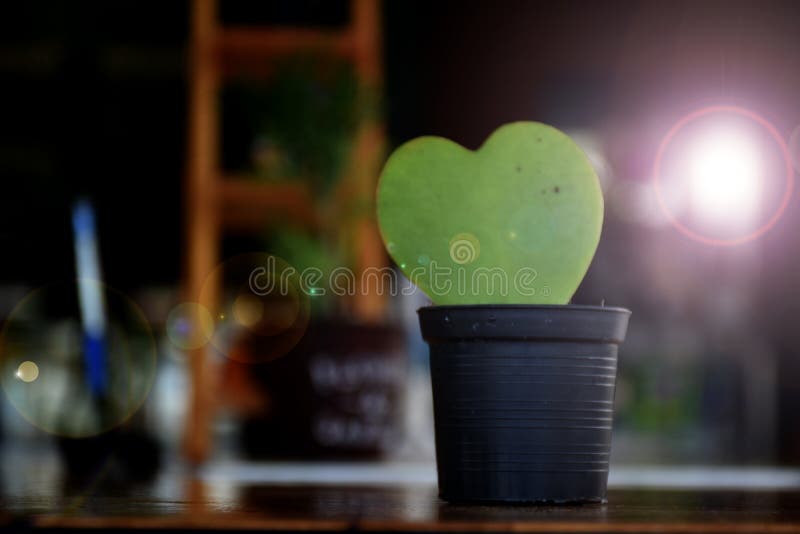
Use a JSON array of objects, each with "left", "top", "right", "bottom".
[{"left": 72, "top": 199, "right": 109, "bottom": 397}]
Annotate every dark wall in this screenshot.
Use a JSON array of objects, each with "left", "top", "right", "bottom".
[
  {"left": 385, "top": 0, "right": 800, "bottom": 145},
  {"left": 4, "top": 0, "right": 800, "bottom": 287},
  {"left": 0, "top": 1, "right": 188, "bottom": 289}
]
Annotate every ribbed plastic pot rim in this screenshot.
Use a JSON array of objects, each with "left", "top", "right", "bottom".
[{"left": 418, "top": 304, "right": 631, "bottom": 344}]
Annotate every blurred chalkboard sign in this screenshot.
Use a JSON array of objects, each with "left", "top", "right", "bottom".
[{"left": 241, "top": 320, "right": 406, "bottom": 459}]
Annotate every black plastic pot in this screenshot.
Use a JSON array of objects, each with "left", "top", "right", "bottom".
[{"left": 418, "top": 304, "right": 630, "bottom": 504}]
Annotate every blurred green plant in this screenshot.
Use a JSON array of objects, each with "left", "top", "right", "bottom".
[
  {"left": 616, "top": 360, "right": 701, "bottom": 432},
  {"left": 234, "top": 53, "right": 381, "bottom": 317},
  {"left": 268, "top": 227, "right": 343, "bottom": 314},
  {"left": 241, "top": 54, "right": 365, "bottom": 196}
]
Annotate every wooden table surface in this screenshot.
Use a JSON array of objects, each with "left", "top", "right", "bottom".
[{"left": 5, "top": 475, "right": 800, "bottom": 532}]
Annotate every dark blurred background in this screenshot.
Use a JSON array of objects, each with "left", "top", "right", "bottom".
[{"left": 2, "top": 0, "right": 800, "bottom": 492}]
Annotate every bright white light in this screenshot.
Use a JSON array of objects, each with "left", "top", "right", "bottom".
[{"left": 689, "top": 130, "right": 762, "bottom": 231}]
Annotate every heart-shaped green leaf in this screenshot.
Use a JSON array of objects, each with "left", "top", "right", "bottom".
[{"left": 376, "top": 122, "right": 602, "bottom": 304}]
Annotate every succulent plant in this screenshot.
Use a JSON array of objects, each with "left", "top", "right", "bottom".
[{"left": 377, "top": 122, "right": 603, "bottom": 305}]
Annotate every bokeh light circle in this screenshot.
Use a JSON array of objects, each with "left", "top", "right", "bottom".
[
  {"left": 198, "top": 253, "right": 310, "bottom": 363},
  {"left": 653, "top": 105, "right": 794, "bottom": 246},
  {"left": 232, "top": 294, "right": 264, "bottom": 327},
  {"left": 0, "top": 280, "right": 157, "bottom": 437},
  {"left": 166, "top": 302, "right": 214, "bottom": 350},
  {"left": 16, "top": 361, "right": 39, "bottom": 382}
]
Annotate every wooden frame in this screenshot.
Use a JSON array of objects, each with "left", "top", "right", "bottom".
[{"left": 182, "top": 0, "right": 386, "bottom": 464}]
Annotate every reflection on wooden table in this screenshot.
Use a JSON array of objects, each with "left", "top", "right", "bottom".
[{"left": 5, "top": 463, "right": 800, "bottom": 532}]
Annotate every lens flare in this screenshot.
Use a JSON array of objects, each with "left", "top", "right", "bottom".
[
  {"left": 198, "top": 253, "right": 310, "bottom": 363},
  {"left": 653, "top": 105, "right": 793, "bottom": 246},
  {"left": 0, "top": 281, "right": 157, "bottom": 437},
  {"left": 166, "top": 302, "right": 214, "bottom": 350},
  {"left": 232, "top": 294, "right": 263, "bottom": 327},
  {"left": 688, "top": 129, "right": 762, "bottom": 231},
  {"left": 16, "top": 361, "right": 39, "bottom": 383},
  {"left": 789, "top": 125, "right": 800, "bottom": 175}
]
